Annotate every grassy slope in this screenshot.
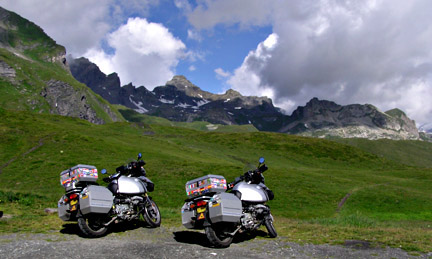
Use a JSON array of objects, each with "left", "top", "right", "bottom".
[
  {"left": 0, "top": 109, "right": 431, "bottom": 251},
  {"left": 334, "top": 138, "right": 432, "bottom": 168},
  {"left": 118, "top": 107, "right": 258, "bottom": 133}
]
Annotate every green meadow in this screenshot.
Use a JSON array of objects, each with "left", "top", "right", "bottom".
[{"left": 0, "top": 108, "right": 431, "bottom": 252}]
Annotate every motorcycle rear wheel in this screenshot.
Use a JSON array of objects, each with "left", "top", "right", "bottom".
[
  {"left": 77, "top": 215, "right": 108, "bottom": 237},
  {"left": 264, "top": 217, "right": 277, "bottom": 238},
  {"left": 205, "top": 223, "right": 235, "bottom": 248},
  {"left": 142, "top": 199, "right": 161, "bottom": 227}
]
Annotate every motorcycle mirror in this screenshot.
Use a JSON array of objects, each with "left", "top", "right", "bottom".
[
  {"left": 101, "top": 169, "right": 107, "bottom": 174},
  {"left": 259, "top": 157, "right": 265, "bottom": 164},
  {"left": 138, "top": 153, "right": 142, "bottom": 159}
]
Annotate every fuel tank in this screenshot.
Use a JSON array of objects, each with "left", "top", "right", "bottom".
[
  {"left": 232, "top": 182, "right": 268, "bottom": 203},
  {"left": 116, "top": 176, "right": 146, "bottom": 194}
]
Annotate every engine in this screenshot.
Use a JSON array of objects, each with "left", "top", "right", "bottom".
[
  {"left": 241, "top": 204, "right": 270, "bottom": 230},
  {"left": 114, "top": 196, "right": 144, "bottom": 221},
  {"left": 115, "top": 203, "right": 133, "bottom": 220}
]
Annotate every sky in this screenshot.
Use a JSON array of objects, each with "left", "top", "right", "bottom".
[{"left": 1, "top": 0, "right": 432, "bottom": 128}]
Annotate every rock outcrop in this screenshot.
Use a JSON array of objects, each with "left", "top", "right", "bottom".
[
  {"left": 0, "top": 60, "right": 16, "bottom": 79},
  {"left": 41, "top": 80, "right": 104, "bottom": 124}
]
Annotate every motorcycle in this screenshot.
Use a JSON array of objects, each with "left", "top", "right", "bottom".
[
  {"left": 181, "top": 157, "right": 277, "bottom": 247},
  {"left": 58, "top": 153, "right": 161, "bottom": 237}
]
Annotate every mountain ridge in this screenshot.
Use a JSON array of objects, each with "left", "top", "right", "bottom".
[
  {"left": 69, "top": 57, "right": 286, "bottom": 131},
  {"left": 69, "top": 57, "right": 421, "bottom": 140}
]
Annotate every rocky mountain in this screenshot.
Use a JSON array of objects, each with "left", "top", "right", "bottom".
[
  {"left": 281, "top": 98, "right": 419, "bottom": 140},
  {"left": 69, "top": 58, "right": 286, "bottom": 131},
  {"left": 69, "top": 57, "right": 422, "bottom": 140},
  {"left": 0, "top": 7, "right": 122, "bottom": 124}
]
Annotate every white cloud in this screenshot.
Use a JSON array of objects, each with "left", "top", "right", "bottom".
[
  {"left": 85, "top": 17, "right": 186, "bottom": 89},
  {"left": 187, "top": 29, "right": 202, "bottom": 41},
  {"left": 187, "top": 0, "right": 432, "bottom": 126},
  {"left": 189, "top": 65, "right": 196, "bottom": 71},
  {"left": 174, "top": 0, "right": 192, "bottom": 13},
  {"left": 227, "top": 33, "right": 278, "bottom": 99},
  {"left": 214, "top": 68, "right": 231, "bottom": 79},
  {"left": 187, "top": 0, "right": 272, "bottom": 29}
]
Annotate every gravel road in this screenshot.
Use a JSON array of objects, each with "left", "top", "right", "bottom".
[{"left": 0, "top": 224, "right": 430, "bottom": 259}]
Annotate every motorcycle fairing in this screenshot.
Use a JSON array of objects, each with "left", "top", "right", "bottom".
[
  {"left": 117, "top": 176, "right": 146, "bottom": 194},
  {"left": 232, "top": 182, "right": 269, "bottom": 203}
]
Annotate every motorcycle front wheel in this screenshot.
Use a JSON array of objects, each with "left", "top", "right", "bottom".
[
  {"left": 77, "top": 215, "right": 108, "bottom": 237},
  {"left": 142, "top": 199, "right": 161, "bottom": 227},
  {"left": 264, "top": 217, "right": 277, "bottom": 238},
  {"left": 205, "top": 223, "right": 235, "bottom": 248}
]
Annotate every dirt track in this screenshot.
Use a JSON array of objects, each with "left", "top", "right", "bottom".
[{"left": 0, "top": 224, "right": 430, "bottom": 259}]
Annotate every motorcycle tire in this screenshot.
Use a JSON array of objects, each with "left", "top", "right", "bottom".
[
  {"left": 205, "top": 223, "right": 234, "bottom": 248},
  {"left": 264, "top": 218, "right": 277, "bottom": 238},
  {"left": 77, "top": 216, "right": 108, "bottom": 237},
  {"left": 142, "top": 199, "right": 161, "bottom": 227}
]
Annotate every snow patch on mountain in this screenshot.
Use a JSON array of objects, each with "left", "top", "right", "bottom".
[
  {"left": 159, "top": 97, "right": 175, "bottom": 104},
  {"left": 129, "top": 96, "right": 148, "bottom": 114}
]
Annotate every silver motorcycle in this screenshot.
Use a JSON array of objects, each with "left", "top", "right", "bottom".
[
  {"left": 58, "top": 153, "right": 161, "bottom": 237},
  {"left": 181, "top": 157, "right": 277, "bottom": 247}
]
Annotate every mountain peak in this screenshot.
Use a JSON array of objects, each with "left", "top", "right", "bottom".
[
  {"left": 166, "top": 75, "right": 198, "bottom": 91},
  {"left": 223, "top": 89, "right": 242, "bottom": 98},
  {"left": 304, "top": 97, "right": 341, "bottom": 112},
  {"left": 385, "top": 108, "right": 407, "bottom": 118}
]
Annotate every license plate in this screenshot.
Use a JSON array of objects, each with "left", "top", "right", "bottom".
[
  {"left": 197, "top": 207, "right": 206, "bottom": 213},
  {"left": 70, "top": 200, "right": 78, "bottom": 211}
]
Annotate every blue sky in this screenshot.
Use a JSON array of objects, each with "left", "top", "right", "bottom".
[
  {"left": 1, "top": 0, "right": 432, "bottom": 128},
  {"left": 143, "top": 1, "right": 273, "bottom": 93}
]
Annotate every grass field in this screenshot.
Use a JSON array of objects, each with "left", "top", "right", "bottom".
[{"left": 0, "top": 108, "right": 431, "bottom": 252}]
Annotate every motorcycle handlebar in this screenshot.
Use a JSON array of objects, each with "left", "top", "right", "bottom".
[
  {"left": 228, "top": 164, "right": 268, "bottom": 188},
  {"left": 116, "top": 160, "right": 146, "bottom": 173},
  {"left": 116, "top": 165, "right": 126, "bottom": 173},
  {"left": 259, "top": 164, "right": 268, "bottom": 173}
]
